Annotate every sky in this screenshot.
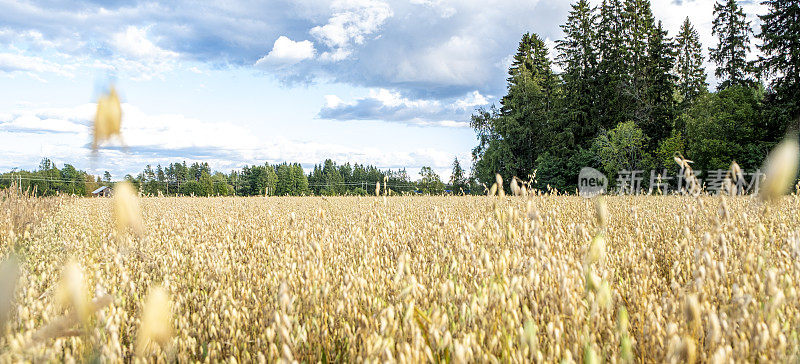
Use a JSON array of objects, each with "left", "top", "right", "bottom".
[{"left": 0, "top": 0, "right": 767, "bottom": 180}]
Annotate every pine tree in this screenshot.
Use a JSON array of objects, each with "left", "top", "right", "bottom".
[
  {"left": 674, "top": 17, "right": 708, "bottom": 109},
  {"left": 621, "top": 0, "right": 656, "bottom": 125},
  {"left": 622, "top": 0, "right": 655, "bottom": 71},
  {"left": 292, "top": 164, "right": 309, "bottom": 195},
  {"left": 643, "top": 21, "right": 677, "bottom": 146},
  {"left": 710, "top": 0, "right": 753, "bottom": 89},
  {"left": 449, "top": 158, "right": 466, "bottom": 193},
  {"left": 556, "top": 0, "right": 600, "bottom": 148},
  {"left": 597, "top": 0, "right": 629, "bottom": 130},
  {"left": 498, "top": 32, "right": 558, "bottom": 179},
  {"left": 757, "top": 0, "right": 800, "bottom": 120},
  {"left": 505, "top": 33, "right": 557, "bottom": 100}
]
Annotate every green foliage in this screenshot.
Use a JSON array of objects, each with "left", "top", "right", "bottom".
[
  {"left": 621, "top": 0, "right": 656, "bottom": 127},
  {"left": 683, "top": 85, "right": 769, "bottom": 171},
  {"left": 275, "top": 164, "right": 293, "bottom": 196},
  {"left": 499, "top": 33, "right": 559, "bottom": 178},
  {"left": 179, "top": 180, "right": 206, "bottom": 196},
  {"left": 597, "top": 0, "right": 629, "bottom": 130},
  {"left": 591, "top": 121, "right": 652, "bottom": 177},
  {"left": 471, "top": 137, "right": 516, "bottom": 188},
  {"left": 211, "top": 173, "right": 234, "bottom": 196},
  {"left": 2, "top": 158, "right": 428, "bottom": 198},
  {"left": 470, "top": 32, "right": 558, "bottom": 188},
  {"left": 0, "top": 158, "right": 93, "bottom": 197},
  {"left": 533, "top": 148, "right": 597, "bottom": 193},
  {"left": 418, "top": 167, "right": 445, "bottom": 195},
  {"left": 307, "top": 159, "right": 414, "bottom": 195},
  {"left": 654, "top": 131, "right": 686, "bottom": 172},
  {"left": 532, "top": 152, "right": 567, "bottom": 192}
]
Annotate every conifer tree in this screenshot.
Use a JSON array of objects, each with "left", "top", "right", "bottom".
[
  {"left": 497, "top": 32, "right": 558, "bottom": 179},
  {"left": 643, "top": 21, "right": 677, "bottom": 146},
  {"left": 757, "top": 0, "right": 800, "bottom": 120},
  {"left": 597, "top": 0, "right": 628, "bottom": 129},
  {"left": 674, "top": 17, "right": 708, "bottom": 109},
  {"left": 710, "top": 0, "right": 753, "bottom": 89},
  {"left": 621, "top": 0, "right": 657, "bottom": 125},
  {"left": 556, "top": 0, "right": 600, "bottom": 148}
]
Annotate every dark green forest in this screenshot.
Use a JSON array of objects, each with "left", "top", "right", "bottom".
[
  {"left": 0, "top": 158, "right": 463, "bottom": 197},
  {"left": 471, "top": 0, "right": 800, "bottom": 193}
]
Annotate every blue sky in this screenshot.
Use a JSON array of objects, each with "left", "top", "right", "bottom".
[{"left": 0, "top": 0, "right": 766, "bottom": 180}]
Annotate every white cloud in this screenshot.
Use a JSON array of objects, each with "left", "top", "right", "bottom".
[
  {"left": 454, "top": 90, "right": 489, "bottom": 109},
  {"left": 394, "top": 35, "right": 488, "bottom": 86},
  {"left": 255, "top": 36, "right": 315, "bottom": 68},
  {"left": 310, "top": 0, "right": 394, "bottom": 61},
  {"left": 110, "top": 26, "right": 179, "bottom": 80},
  {"left": 0, "top": 102, "right": 464, "bottom": 179},
  {"left": 0, "top": 114, "right": 85, "bottom": 134},
  {"left": 324, "top": 94, "right": 344, "bottom": 108},
  {"left": 318, "top": 88, "right": 486, "bottom": 127},
  {"left": 0, "top": 53, "right": 73, "bottom": 77},
  {"left": 369, "top": 88, "right": 428, "bottom": 108},
  {"left": 409, "top": 0, "right": 456, "bottom": 18},
  {"left": 113, "top": 26, "right": 179, "bottom": 61},
  {"left": 0, "top": 104, "right": 93, "bottom": 133}
]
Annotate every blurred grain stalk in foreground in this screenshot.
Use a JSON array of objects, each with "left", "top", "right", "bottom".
[{"left": 92, "top": 87, "right": 122, "bottom": 151}]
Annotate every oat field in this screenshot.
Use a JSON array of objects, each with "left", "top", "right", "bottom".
[{"left": 1, "top": 190, "right": 800, "bottom": 363}]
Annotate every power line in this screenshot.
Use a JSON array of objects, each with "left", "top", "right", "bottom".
[
  {"left": 0, "top": 175, "right": 87, "bottom": 184},
  {"left": 2, "top": 174, "right": 456, "bottom": 193}
]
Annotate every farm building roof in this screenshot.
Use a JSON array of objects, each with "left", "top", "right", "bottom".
[{"left": 92, "top": 186, "right": 110, "bottom": 194}]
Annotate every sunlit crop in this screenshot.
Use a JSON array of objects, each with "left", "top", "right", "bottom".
[{"left": 2, "top": 184, "right": 800, "bottom": 362}]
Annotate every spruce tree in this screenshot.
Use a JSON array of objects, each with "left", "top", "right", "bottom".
[
  {"left": 621, "top": 0, "right": 656, "bottom": 125},
  {"left": 449, "top": 158, "right": 466, "bottom": 193},
  {"left": 674, "top": 17, "right": 708, "bottom": 109},
  {"left": 621, "top": 0, "right": 655, "bottom": 72},
  {"left": 643, "top": 21, "right": 677, "bottom": 147},
  {"left": 597, "top": 0, "right": 628, "bottom": 129},
  {"left": 757, "top": 0, "right": 800, "bottom": 120},
  {"left": 498, "top": 32, "right": 558, "bottom": 179},
  {"left": 710, "top": 0, "right": 753, "bottom": 89},
  {"left": 556, "top": 0, "right": 600, "bottom": 148}
]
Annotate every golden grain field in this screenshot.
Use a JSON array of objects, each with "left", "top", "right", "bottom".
[{"left": 1, "top": 191, "right": 800, "bottom": 363}]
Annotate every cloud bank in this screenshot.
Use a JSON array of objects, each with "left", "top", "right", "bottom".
[{"left": 0, "top": 102, "right": 464, "bottom": 179}]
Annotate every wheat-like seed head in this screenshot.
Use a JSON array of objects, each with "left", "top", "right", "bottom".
[
  {"left": 54, "top": 259, "right": 89, "bottom": 324},
  {"left": 760, "top": 136, "right": 799, "bottom": 201},
  {"left": 113, "top": 181, "right": 142, "bottom": 235},
  {"left": 92, "top": 87, "right": 122, "bottom": 150},
  {"left": 0, "top": 256, "right": 19, "bottom": 329},
  {"left": 136, "top": 285, "right": 173, "bottom": 356}
]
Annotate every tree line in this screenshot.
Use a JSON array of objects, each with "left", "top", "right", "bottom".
[
  {"left": 471, "top": 0, "right": 800, "bottom": 192},
  {"left": 0, "top": 158, "right": 103, "bottom": 196},
  {"left": 0, "top": 158, "right": 478, "bottom": 197}
]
